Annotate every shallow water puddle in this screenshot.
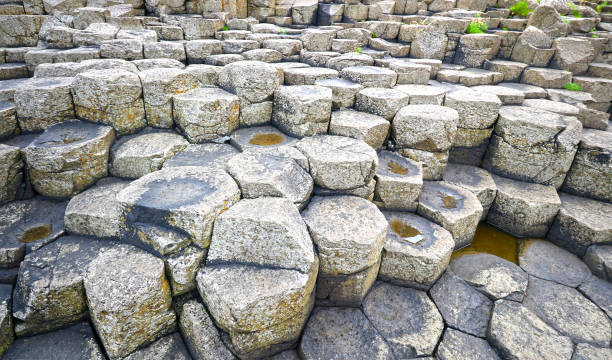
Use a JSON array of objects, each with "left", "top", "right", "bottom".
[
  {"left": 387, "top": 160, "right": 408, "bottom": 175},
  {"left": 19, "top": 224, "right": 52, "bottom": 243},
  {"left": 441, "top": 195, "right": 457, "bottom": 209},
  {"left": 451, "top": 223, "right": 520, "bottom": 264},
  {"left": 249, "top": 133, "right": 284, "bottom": 146},
  {"left": 390, "top": 219, "right": 423, "bottom": 244}
]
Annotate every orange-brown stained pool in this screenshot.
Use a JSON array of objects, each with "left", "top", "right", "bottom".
[
  {"left": 249, "top": 133, "right": 285, "bottom": 146},
  {"left": 389, "top": 219, "right": 423, "bottom": 244},
  {"left": 451, "top": 223, "right": 519, "bottom": 264},
  {"left": 19, "top": 224, "right": 52, "bottom": 243},
  {"left": 387, "top": 160, "right": 408, "bottom": 175},
  {"left": 441, "top": 195, "right": 457, "bottom": 209}
]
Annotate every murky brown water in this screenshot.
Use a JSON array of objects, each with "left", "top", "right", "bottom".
[
  {"left": 249, "top": 133, "right": 285, "bottom": 146},
  {"left": 451, "top": 223, "right": 520, "bottom": 264},
  {"left": 387, "top": 160, "right": 408, "bottom": 175},
  {"left": 19, "top": 224, "right": 52, "bottom": 243}
]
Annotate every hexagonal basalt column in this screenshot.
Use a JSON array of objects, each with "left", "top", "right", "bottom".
[
  {"left": 116, "top": 166, "right": 241, "bottom": 253},
  {"left": 12, "top": 236, "right": 110, "bottom": 336},
  {"left": 329, "top": 110, "right": 390, "bottom": 150},
  {"left": 14, "top": 77, "right": 75, "bottom": 132},
  {"left": 355, "top": 87, "right": 409, "bottom": 121},
  {"left": 72, "top": 69, "right": 146, "bottom": 135},
  {"left": 340, "top": 66, "right": 397, "bottom": 88},
  {"left": 483, "top": 106, "right": 582, "bottom": 189},
  {"left": 138, "top": 68, "right": 198, "bottom": 128},
  {"left": 296, "top": 135, "right": 378, "bottom": 194},
  {"left": 417, "top": 181, "right": 483, "bottom": 250},
  {"left": 302, "top": 195, "right": 387, "bottom": 306},
  {"left": 173, "top": 87, "right": 240, "bottom": 143},
  {"left": 198, "top": 197, "right": 318, "bottom": 358},
  {"left": 23, "top": 120, "right": 115, "bottom": 199},
  {"left": 374, "top": 150, "right": 422, "bottom": 211},
  {"left": 380, "top": 211, "right": 454, "bottom": 290},
  {"left": 444, "top": 88, "right": 501, "bottom": 166},
  {"left": 443, "top": 163, "right": 497, "bottom": 221},
  {"left": 0, "top": 144, "right": 23, "bottom": 205},
  {"left": 272, "top": 85, "right": 332, "bottom": 138},
  {"left": 226, "top": 151, "right": 313, "bottom": 209},
  {"left": 218, "top": 60, "right": 283, "bottom": 104},
  {"left": 563, "top": 129, "right": 612, "bottom": 203},
  {"left": 109, "top": 131, "right": 189, "bottom": 179},
  {"left": 393, "top": 105, "right": 459, "bottom": 180},
  {"left": 487, "top": 174, "right": 561, "bottom": 238},
  {"left": 84, "top": 245, "right": 177, "bottom": 359}
]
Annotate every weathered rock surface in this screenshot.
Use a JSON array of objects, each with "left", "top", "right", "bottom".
[
  {"left": 374, "top": 151, "right": 422, "bottom": 211},
  {"left": 436, "top": 328, "right": 501, "bottom": 360},
  {"left": 84, "top": 244, "right": 176, "bottom": 359},
  {"left": 23, "top": 120, "right": 114, "bottom": 198}
]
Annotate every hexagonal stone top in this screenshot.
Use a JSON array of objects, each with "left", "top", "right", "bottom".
[
  {"left": 229, "top": 126, "right": 298, "bottom": 151},
  {"left": 302, "top": 195, "right": 387, "bottom": 275},
  {"left": 296, "top": 135, "right": 378, "bottom": 191},
  {"left": 26, "top": 120, "right": 113, "bottom": 152},
  {"left": 116, "top": 166, "right": 240, "bottom": 248}
]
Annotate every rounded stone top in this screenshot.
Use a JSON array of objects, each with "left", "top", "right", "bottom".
[
  {"left": 230, "top": 126, "right": 298, "bottom": 151},
  {"left": 394, "top": 84, "right": 446, "bottom": 97},
  {"left": 358, "top": 87, "right": 408, "bottom": 99},
  {"left": 76, "top": 68, "right": 140, "bottom": 84},
  {"left": 498, "top": 106, "right": 569, "bottom": 129},
  {"left": 275, "top": 84, "right": 332, "bottom": 100},
  {"left": 296, "top": 135, "right": 378, "bottom": 190},
  {"left": 138, "top": 67, "right": 196, "bottom": 83},
  {"left": 523, "top": 99, "right": 579, "bottom": 116},
  {"left": 445, "top": 87, "right": 502, "bottom": 105},
  {"left": 117, "top": 166, "right": 240, "bottom": 213},
  {"left": 16, "top": 76, "right": 74, "bottom": 90},
  {"left": 383, "top": 211, "right": 454, "bottom": 254},
  {"left": 29, "top": 120, "right": 114, "bottom": 150},
  {"left": 218, "top": 60, "right": 283, "bottom": 103},
  {"left": 302, "top": 195, "right": 387, "bottom": 274},
  {"left": 395, "top": 104, "right": 460, "bottom": 123},
  {"left": 315, "top": 78, "right": 364, "bottom": 90},
  {"left": 376, "top": 150, "right": 422, "bottom": 179},
  {"left": 174, "top": 86, "right": 240, "bottom": 103},
  {"left": 342, "top": 65, "right": 396, "bottom": 76},
  {"left": 418, "top": 181, "right": 483, "bottom": 221},
  {"left": 581, "top": 128, "right": 612, "bottom": 150}
]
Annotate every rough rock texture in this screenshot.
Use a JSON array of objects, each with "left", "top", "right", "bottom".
[
  {"left": 380, "top": 211, "right": 453, "bottom": 290},
  {"left": 436, "top": 328, "right": 500, "bottom": 360},
  {"left": 302, "top": 195, "right": 386, "bottom": 305},
  {"left": 374, "top": 151, "right": 422, "bottom": 211},
  {"left": 84, "top": 245, "right": 177, "bottom": 359},
  {"left": 179, "top": 300, "right": 235, "bottom": 360},
  {"left": 272, "top": 85, "right": 332, "bottom": 138},
  {"left": 23, "top": 120, "right": 114, "bottom": 198},
  {"left": 417, "top": 181, "right": 483, "bottom": 249}
]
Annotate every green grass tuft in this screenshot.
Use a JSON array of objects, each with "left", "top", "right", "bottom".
[
  {"left": 355, "top": 46, "right": 362, "bottom": 53},
  {"left": 509, "top": 0, "right": 533, "bottom": 18},
  {"left": 466, "top": 20, "right": 488, "bottom": 34},
  {"left": 563, "top": 82, "right": 583, "bottom": 91},
  {"left": 222, "top": 25, "right": 229, "bottom": 31}
]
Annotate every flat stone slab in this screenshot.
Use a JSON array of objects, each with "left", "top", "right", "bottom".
[
  {"left": 518, "top": 239, "right": 591, "bottom": 288},
  {"left": 394, "top": 84, "right": 445, "bottom": 105},
  {"left": 226, "top": 151, "right": 313, "bottom": 209},
  {"left": 229, "top": 126, "right": 297, "bottom": 151},
  {"left": 363, "top": 282, "right": 444, "bottom": 358},
  {"left": 355, "top": 87, "right": 408, "bottom": 120},
  {"left": 122, "top": 332, "right": 191, "bottom": 360},
  {"left": 299, "top": 307, "right": 394, "bottom": 360},
  {"left": 109, "top": 130, "right": 188, "bottom": 179},
  {"left": 64, "top": 177, "right": 130, "bottom": 239},
  {"left": 436, "top": 328, "right": 501, "bottom": 360},
  {"left": 450, "top": 253, "right": 528, "bottom": 301},
  {"left": 583, "top": 245, "right": 612, "bottom": 282},
  {"left": 296, "top": 135, "right": 377, "bottom": 191},
  {"left": 524, "top": 276, "right": 611, "bottom": 347},
  {"left": 0, "top": 197, "right": 66, "bottom": 268},
  {"left": 179, "top": 300, "right": 234, "bottom": 360},
  {"left": 392, "top": 104, "right": 459, "bottom": 151},
  {"left": 272, "top": 85, "right": 332, "bottom": 138},
  {"left": 417, "top": 181, "right": 483, "bottom": 249},
  {"left": 117, "top": 166, "right": 240, "bottom": 250},
  {"left": 579, "top": 274, "right": 612, "bottom": 320},
  {"left": 487, "top": 300, "right": 574, "bottom": 360},
  {"left": 443, "top": 163, "right": 497, "bottom": 221},
  {"left": 340, "top": 65, "right": 397, "bottom": 88},
  {"left": 1, "top": 322, "right": 105, "bottom": 360},
  {"left": 284, "top": 67, "right": 338, "bottom": 85},
  {"left": 430, "top": 269, "right": 493, "bottom": 338},
  {"left": 380, "top": 211, "right": 453, "bottom": 290},
  {"left": 162, "top": 143, "right": 239, "bottom": 170}
]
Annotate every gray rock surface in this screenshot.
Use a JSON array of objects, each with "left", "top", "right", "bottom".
[
  {"left": 272, "top": 85, "right": 332, "bottom": 138},
  {"left": 374, "top": 151, "right": 422, "bottom": 211},
  {"left": 436, "top": 328, "right": 501, "bottom": 360},
  {"left": 583, "top": 245, "right": 612, "bottom": 282},
  {"left": 179, "top": 300, "right": 235, "bottom": 360},
  {"left": 519, "top": 239, "right": 592, "bottom": 288},
  {"left": 122, "top": 332, "right": 192, "bottom": 360},
  {"left": 162, "top": 143, "right": 239, "bottom": 170},
  {"left": 296, "top": 135, "right": 378, "bottom": 191},
  {"left": 430, "top": 269, "right": 493, "bottom": 338},
  {"left": 418, "top": 181, "right": 483, "bottom": 249},
  {"left": 299, "top": 307, "right": 394, "bottom": 360},
  {"left": 363, "top": 282, "right": 443, "bottom": 358},
  {"left": 64, "top": 178, "right": 129, "bottom": 239},
  {"left": 450, "top": 253, "right": 528, "bottom": 301},
  {"left": 443, "top": 163, "right": 497, "bottom": 220},
  {"left": 524, "top": 276, "right": 611, "bottom": 347},
  {"left": 84, "top": 244, "right": 177, "bottom": 359},
  {"left": 487, "top": 300, "right": 574, "bottom": 360},
  {"left": 380, "top": 211, "right": 453, "bottom": 289}
]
